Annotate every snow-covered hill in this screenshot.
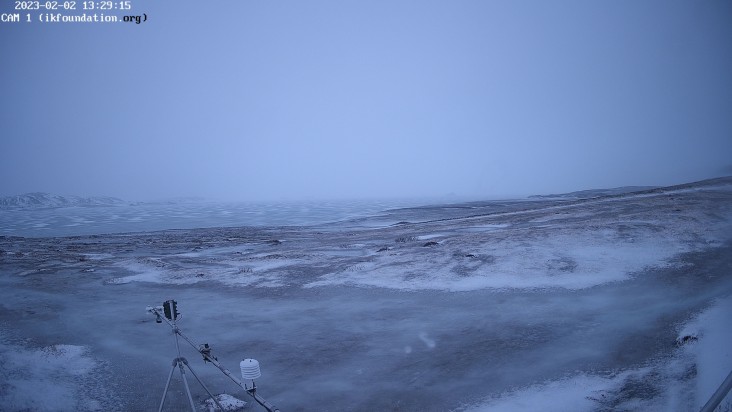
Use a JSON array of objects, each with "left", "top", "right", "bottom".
[
  {"left": 529, "top": 176, "right": 732, "bottom": 200},
  {"left": 0, "top": 193, "right": 125, "bottom": 209},
  {"left": 529, "top": 186, "right": 658, "bottom": 199}
]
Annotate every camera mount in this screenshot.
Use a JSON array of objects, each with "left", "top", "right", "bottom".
[{"left": 147, "top": 300, "right": 280, "bottom": 412}]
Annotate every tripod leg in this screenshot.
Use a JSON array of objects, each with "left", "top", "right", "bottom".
[
  {"left": 178, "top": 360, "right": 198, "bottom": 412},
  {"left": 158, "top": 361, "right": 177, "bottom": 412},
  {"left": 183, "top": 359, "right": 226, "bottom": 411}
]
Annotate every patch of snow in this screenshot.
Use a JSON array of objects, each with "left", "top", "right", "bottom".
[
  {"left": 108, "top": 258, "right": 169, "bottom": 284},
  {"left": 82, "top": 253, "right": 113, "bottom": 260},
  {"left": 462, "top": 295, "right": 732, "bottom": 412},
  {"left": 304, "top": 226, "right": 694, "bottom": 291},
  {"left": 677, "top": 295, "right": 732, "bottom": 410},
  {"left": 109, "top": 254, "right": 298, "bottom": 287},
  {"left": 203, "top": 394, "right": 247, "bottom": 411},
  {"left": 417, "top": 233, "right": 447, "bottom": 240},
  {"left": 0, "top": 333, "right": 114, "bottom": 411},
  {"left": 464, "top": 372, "right": 633, "bottom": 412},
  {"left": 458, "top": 224, "right": 511, "bottom": 232}
]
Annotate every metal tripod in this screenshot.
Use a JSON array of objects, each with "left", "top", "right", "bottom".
[
  {"left": 149, "top": 300, "right": 280, "bottom": 412},
  {"left": 158, "top": 319, "right": 225, "bottom": 412}
]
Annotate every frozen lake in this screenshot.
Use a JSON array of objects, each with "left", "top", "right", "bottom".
[
  {"left": 1, "top": 178, "right": 732, "bottom": 411},
  {"left": 0, "top": 197, "right": 441, "bottom": 238}
]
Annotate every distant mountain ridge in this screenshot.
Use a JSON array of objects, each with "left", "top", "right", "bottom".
[
  {"left": 0, "top": 192, "right": 125, "bottom": 209},
  {"left": 529, "top": 186, "right": 659, "bottom": 199},
  {"left": 529, "top": 176, "right": 732, "bottom": 200}
]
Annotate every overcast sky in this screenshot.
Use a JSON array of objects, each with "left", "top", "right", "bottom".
[{"left": 1, "top": 0, "right": 731, "bottom": 201}]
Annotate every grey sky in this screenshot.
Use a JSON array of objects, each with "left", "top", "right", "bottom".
[{"left": 1, "top": 0, "right": 731, "bottom": 201}]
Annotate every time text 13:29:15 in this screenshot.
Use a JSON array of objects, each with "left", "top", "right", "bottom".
[{"left": 14, "top": 1, "right": 131, "bottom": 10}]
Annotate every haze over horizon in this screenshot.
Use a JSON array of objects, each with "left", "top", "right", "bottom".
[
  {"left": 2, "top": 1, "right": 731, "bottom": 202},
  {"left": 1, "top": 175, "right": 731, "bottom": 205}
]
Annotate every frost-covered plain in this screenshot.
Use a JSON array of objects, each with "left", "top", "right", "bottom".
[{"left": 1, "top": 178, "right": 732, "bottom": 411}]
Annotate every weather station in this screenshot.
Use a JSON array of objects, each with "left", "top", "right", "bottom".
[{"left": 146, "top": 300, "right": 280, "bottom": 412}]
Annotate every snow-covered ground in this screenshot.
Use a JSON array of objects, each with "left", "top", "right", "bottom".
[
  {"left": 464, "top": 295, "right": 732, "bottom": 412},
  {"left": 1, "top": 178, "right": 731, "bottom": 411}
]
